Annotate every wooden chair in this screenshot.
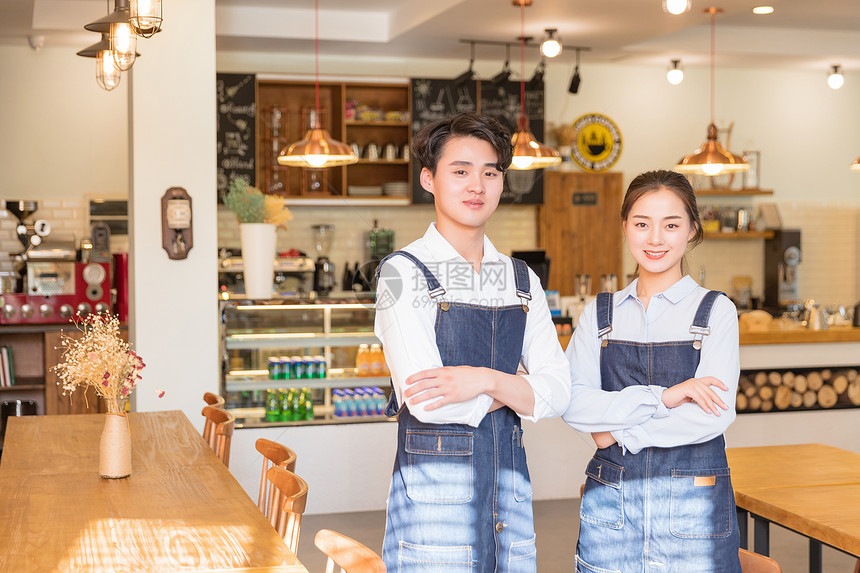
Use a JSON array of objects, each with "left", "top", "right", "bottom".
[
  {"left": 266, "top": 466, "right": 308, "bottom": 554},
  {"left": 256, "top": 438, "right": 298, "bottom": 516},
  {"left": 314, "top": 529, "right": 385, "bottom": 573},
  {"left": 202, "top": 392, "right": 226, "bottom": 443},
  {"left": 201, "top": 406, "right": 234, "bottom": 467},
  {"left": 739, "top": 548, "right": 782, "bottom": 573}
]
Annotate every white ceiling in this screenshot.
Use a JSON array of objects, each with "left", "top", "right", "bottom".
[{"left": 3, "top": 0, "right": 860, "bottom": 71}]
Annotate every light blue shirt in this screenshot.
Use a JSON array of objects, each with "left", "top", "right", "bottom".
[{"left": 562, "top": 275, "right": 739, "bottom": 454}]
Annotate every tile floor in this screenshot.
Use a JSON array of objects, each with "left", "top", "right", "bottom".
[{"left": 296, "top": 498, "right": 857, "bottom": 572}]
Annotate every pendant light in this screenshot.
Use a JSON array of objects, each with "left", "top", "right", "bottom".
[
  {"left": 278, "top": 0, "right": 358, "bottom": 169},
  {"left": 827, "top": 65, "right": 844, "bottom": 90},
  {"left": 851, "top": 157, "right": 860, "bottom": 172},
  {"left": 667, "top": 59, "right": 684, "bottom": 85},
  {"left": 84, "top": 0, "right": 138, "bottom": 72},
  {"left": 675, "top": 7, "right": 749, "bottom": 176},
  {"left": 539, "top": 29, "right": 562, "bottom": 58},
  {"left": 510, "top": 0, "right": 561, "bottom": 171},
  {"left": 129, "top": 0, "right": 163, "bottom": 38},
  {"left": 77, "top": 33, "right": 122, "bottom": 92}
]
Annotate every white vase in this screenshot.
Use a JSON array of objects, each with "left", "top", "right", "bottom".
[
  {"left": 99, "top": 397, "right": 132, "bottom": 479},
  {"left": 240, "top": 223, "right": 277, "bottom": 299}
]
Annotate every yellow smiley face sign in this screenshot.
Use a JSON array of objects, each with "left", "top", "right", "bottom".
[{"left": 570, "top": 113, "right": 622, "bottom": 172}]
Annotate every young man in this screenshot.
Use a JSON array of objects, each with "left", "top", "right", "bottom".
[{"left": 375, "top": 112, "right": 570, "bottom": 572}]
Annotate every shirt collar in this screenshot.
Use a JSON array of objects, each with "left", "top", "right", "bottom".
[
  {"left": 614, "top": 274, "right": 698, "bottom": 306},
  {"left": 423, "top": 223, "right": 502, "bottom": 264}
]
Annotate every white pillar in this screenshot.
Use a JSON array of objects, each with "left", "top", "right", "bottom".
[{"left": 128, "top": 0, "right": 219, "bottom": 426}]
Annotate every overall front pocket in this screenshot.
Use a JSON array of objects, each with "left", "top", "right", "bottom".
[
  {"left": 579, "top": 457, "right": 624, "bottom": 529},
  {"left": 405, "top": 430, "right": 474, "bottom": 504},
  {"left": 669, "top": 467, "right": 733, "bottom": 538}
]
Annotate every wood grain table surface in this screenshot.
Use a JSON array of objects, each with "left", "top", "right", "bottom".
[
  {"left": 0, "top": 411, "right": 308, "bottom": 573},
  {"left": 727, "top": 443, "right": 860, "bottom": 558}
]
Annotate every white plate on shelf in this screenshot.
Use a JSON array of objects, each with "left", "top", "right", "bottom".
[
  {"left": 347, "top": 186, "right": 383, "bottom": 196},
  {"left": 382, "top": 182, "right": 409, "bottom": 196}
]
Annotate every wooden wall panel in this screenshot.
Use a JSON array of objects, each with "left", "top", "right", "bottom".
[{"left": 539, "top": 171, "right": 624, "bottom": 296}]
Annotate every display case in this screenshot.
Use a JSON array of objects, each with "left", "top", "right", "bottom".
[{"left": 220, "top": 298, "right": 392, "bottom": 427}]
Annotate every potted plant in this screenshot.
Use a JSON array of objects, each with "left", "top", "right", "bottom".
[{"left": 222, "top": 178, "right": 292, "bottom": 299}]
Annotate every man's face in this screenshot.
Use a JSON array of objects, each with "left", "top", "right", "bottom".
[{"left": 421, "top": 136, "right": 504, "bottom": 233}]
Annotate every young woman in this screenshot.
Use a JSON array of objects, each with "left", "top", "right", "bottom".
[
  {"left": 375, "top": 112, "right": 570, "bottom": 572},
  {"left": 563, "top": 170, "right": 742, "bottom": 572}
]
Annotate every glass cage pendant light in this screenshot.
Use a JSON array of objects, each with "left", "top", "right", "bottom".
[
  {"left": 96, "top": 50, "right": 122, "bottom": 91},
  {"left": 129, "top": 0, "right": 163, "bottom": 38},
  {"left": 84, "top": 0, "right": 138, "bottom": 71},
  {"left": 510, "top": 0, "right": 561, "bottom": 171},
  {"left": 278, "top": 0, "right": 357, "bottom": 169},
  {"left": 675, "top": 7, "right": 748, "bottom": 177}
]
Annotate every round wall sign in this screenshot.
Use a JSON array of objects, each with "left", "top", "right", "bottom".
[{"left": 570, "top": 113, "right": 622, "bottom": 172}]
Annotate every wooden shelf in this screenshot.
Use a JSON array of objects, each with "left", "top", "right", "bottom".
[
  {"left": 346, "top": 120, "right": 409, "bottom": 127},
  {"left": 695, "top": 189, "right": 774, "bottom": 196},
  {"left": 704, "top": 231, "right": 775, "bottom": 239},
  {"left": 355, "top": 159, "right": 408, "bottom": 165}
]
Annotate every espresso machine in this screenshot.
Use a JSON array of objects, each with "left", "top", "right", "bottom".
[
  {"left": 763, "top": 229, "right": 802, "bottom": 311},
  {"left": 312, "top": 224, "right": 336, "bottom": 295},
  {"left": 1, "top": 200, "right": 112, "bottom": 324}
]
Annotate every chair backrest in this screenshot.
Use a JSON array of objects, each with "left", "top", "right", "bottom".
[
  {"left": 201, "top": 406, "right": 234, "bottom": 467},
  {"left": 203, "top": 392, "right": 226, "bottom": 407},
  {"left": 256, "top": 438, "right": 298, "bottom": 515},
  {"left": 739, "top": 548, "right": 782, "bottom": 573},
  {"left": 201, "top": 393, "right": 226, "bottom": 443},
  {"left": 314, "top": 528, "right": 385, "bottom": 573},
  {"left": 266, "top": 466, "right": 309, "bottom": 554}
]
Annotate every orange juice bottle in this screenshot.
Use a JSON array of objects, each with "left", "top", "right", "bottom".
[
  {"left": 356, "top": 344, "right": 370, "bottom": 377},
  {"left": 369, "top": 343, "right": 384, "bottom": 376}
]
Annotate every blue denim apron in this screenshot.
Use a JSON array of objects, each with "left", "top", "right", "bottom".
[
  {"left": 576, "top": 291, "right": 741, "bottom": 573},
  {"left": 380, "top": 251, "right": 537, "bottom": 573}
]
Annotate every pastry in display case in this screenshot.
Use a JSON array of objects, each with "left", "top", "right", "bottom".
[{"left": 220, "top": 298, "right": 392, "bottom": 426}]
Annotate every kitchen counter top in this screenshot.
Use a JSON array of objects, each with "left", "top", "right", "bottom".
[{"left": 740, "top": 326, "right": 860, "bottom": 345}]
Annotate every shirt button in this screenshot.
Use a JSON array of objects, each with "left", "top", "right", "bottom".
[{"left": 495, "top": 522, "right": 506, "bottom": 533}]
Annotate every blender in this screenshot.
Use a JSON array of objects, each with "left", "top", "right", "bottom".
[{"left": 311, "top": 224, "right": 336, "bottom": 295}]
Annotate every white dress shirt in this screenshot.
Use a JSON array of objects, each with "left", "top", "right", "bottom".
[
  {"left": 562, "top": 275, "right": 739, "bottom": 454},
  {"left": 374, "top": 223, "right": 571, "bottom": 427}
]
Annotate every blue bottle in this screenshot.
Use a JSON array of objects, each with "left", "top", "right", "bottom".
[
  {"left": 343, "top": 389, "right": 358, "bottom": 416},
  {"left": 333, "top": 389, "right": 345, "bottom": 417}
]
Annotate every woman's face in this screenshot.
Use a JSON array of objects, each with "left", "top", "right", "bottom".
[{"left": 622, "top": 187, "right": 696, "bottom": 281}]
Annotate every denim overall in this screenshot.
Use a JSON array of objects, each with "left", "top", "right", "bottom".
[
  {"left": 576, "top": 291, "right": 741, "bottom": 573},
  {"left": 380, "top": 251, "right": 537, "bottom": 573}
]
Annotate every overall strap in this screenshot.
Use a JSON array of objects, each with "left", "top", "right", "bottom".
[
  {"left": 377, "top": 251, "right": 446, "bottom": 298},
  {"left": 595, "top": 292, "right": 614, "bottom": 338},
  {"left": 510, "top": 258, "right": 532, "bottom": 301},
  {"left": 689, "top": 290, "right": 726, "bottom": 349}
]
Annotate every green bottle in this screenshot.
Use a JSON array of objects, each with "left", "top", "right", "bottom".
[
  {"left": 265, "top": 389, "right": 280, "bottom": 422},
  {"left": 304, "top": 398, "right": 314, "bottom": 420},
  {"left": 279, "top": 389, "right": 293, "bottom": 421},
  {"left": 292, "top": 388, "right": 305, "bottom": 420}
]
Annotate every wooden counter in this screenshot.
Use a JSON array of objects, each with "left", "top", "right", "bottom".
[{"left": 740, "top": 326, "right": 860, "bottom": 345}]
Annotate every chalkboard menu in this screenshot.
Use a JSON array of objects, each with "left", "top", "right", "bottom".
[
  {"left": 216, "top": 73, "right": 256, "bottom": 196},
  {"left": 410, "top": 78, "right": 545, "bottom": 205}
]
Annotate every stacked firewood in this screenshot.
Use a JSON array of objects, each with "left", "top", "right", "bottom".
[{"left": 736, "top": 368, "right": 860, "bottom": 412}]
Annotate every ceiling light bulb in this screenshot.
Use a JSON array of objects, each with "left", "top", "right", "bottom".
[
  {"left": 667, "top": 60, "right": 684, "bottom": 85},
  {"left": 752, "top": 6, "right": 774, "bottom": 15},
  {"left": 540, "top": 29, "right": 562, "bottom": 58},
  {"left": 96, "top": 51, "right": 121, "bottom": 91},
  {"left": 130, "top": 0, "right": 162, "bottom": 37},
  {"left": 110, "top": 21, "right": 137, "bottom": 71},
  {"left": 701, "top": 163, "right": 724, "bottom": 176},
  {"left": 663, "top": 0, "right": 691, "bottom": 15},
  {"left": 828, "top": 66, "right": 844, "bottom": 90}
]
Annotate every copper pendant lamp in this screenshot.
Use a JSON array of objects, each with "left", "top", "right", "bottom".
[
  {"left": 675, "top": 7, "right": 749, "bottom": 177},
  {"left": 509, "top": 0, "right": 561, "bottom": 171},
  {"left": 851, "top": 157, "right": 860, "bottom": 172},
  {"left": 278, "top": 0, "right": 357, "bottom": 169}
]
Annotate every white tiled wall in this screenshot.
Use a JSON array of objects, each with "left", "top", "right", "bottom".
[
  {"left": 217, "top": 202, "right": 539, "bottom": 270},
  {"left": 0, "top": 199, "right": 88, "bottom": 273}
]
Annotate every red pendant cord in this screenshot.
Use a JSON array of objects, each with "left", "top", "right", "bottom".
[
  {"left": 519, "top": 2, "right": 526, "bottom": 117},
  {"left": 314, "top": 0, "right": 320, "bottom": 127},
  {"left": 709, "top": 8, "right": 715, "bottom": 125}
]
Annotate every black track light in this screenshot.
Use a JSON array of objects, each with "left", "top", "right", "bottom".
[
  {"left": 568, "top": 48, "right": 582, "bottom": 94},
  {"left": 454, "top": 41, "right": 477, "bottom": 87},
  {"left": 527, "top": 60, "right": 545, "bottom": 90}
]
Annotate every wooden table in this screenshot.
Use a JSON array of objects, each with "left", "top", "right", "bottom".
[
  {"left": 727, "top": 444, "right": 860, "bottom": 573},
  {"left": 0, "top": 411, "right": 308, "bottom": 573}
]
